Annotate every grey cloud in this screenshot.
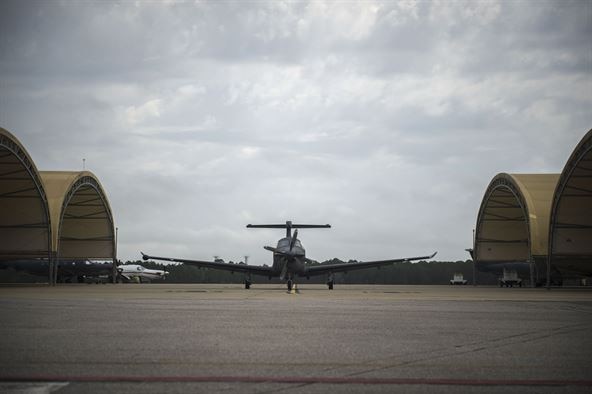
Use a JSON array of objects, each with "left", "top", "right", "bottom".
[{"left": 1, "top": 0, "right": 590, "bottom": 263}]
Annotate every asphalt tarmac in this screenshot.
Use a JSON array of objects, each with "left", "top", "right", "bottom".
[{"left": 0, "top": 284, "right": 591, "bottom": 393}]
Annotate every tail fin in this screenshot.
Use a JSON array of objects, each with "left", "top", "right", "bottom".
[{"left": 247, "top": 220, "right": 331, "bottom": 238}]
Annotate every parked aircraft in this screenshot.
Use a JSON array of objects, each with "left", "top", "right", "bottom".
[
  {"left": 464, "top": 248, "right": 563, "bottom": 287},
  {"left": 142, "top": 221, "right": 436, "bottom": 291},
  {"left": 0, "top": 259, "right": 114, "bottom": 283},
  {"left": 117, "top": 264, "right": 169, "bottom": 283}
]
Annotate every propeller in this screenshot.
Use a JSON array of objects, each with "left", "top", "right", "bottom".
[{"left": 264, "top": 229, "right": 302, "bottom": 280}]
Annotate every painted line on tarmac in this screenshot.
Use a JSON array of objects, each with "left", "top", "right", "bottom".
[{"left": 1, "top": 376, "right": 591, "bottom": 387}]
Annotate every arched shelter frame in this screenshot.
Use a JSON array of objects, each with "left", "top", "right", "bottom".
[
  {"left": 0, "top": 128, "right": 53, "bottom": 281},
  {"left": 474, "top": 173, "right": 559, "bottom": 285},
  {"left": 40, "top": 171, "right": 116, "bottom": 283},
  {"left": 548, "top": 129, "right": 592, "bottom": 279}
]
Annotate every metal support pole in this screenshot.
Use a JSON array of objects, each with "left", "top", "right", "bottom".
[
  {"left": 112, "top": 226, "right": 118, "bottom": 284},
  {"left": 546, "top": 255, "right": 551, "bottom": 290},
  {"left": 48, "top": 252, "right": 54, "bottom": 286},
  {"left": 529, "top": 257, "right": 535, "bottom": 288},
  {"left": 472, "top": 229, "right": 476, "bottom": 286},
  {"left": 52, "top": 251, "right": 59, "bottom": 285}
]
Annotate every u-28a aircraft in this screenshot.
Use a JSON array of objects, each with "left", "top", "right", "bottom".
[
  {"left": 117, "top": 264, "right": 169, "bottom": 283},
  {"left": 141, "top": 221, "right": 436, "bottom": 291}
]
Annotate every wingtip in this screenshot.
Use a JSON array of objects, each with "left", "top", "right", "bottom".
[{"left": 430, "top": 251, "right": 438, "bottom": 259}]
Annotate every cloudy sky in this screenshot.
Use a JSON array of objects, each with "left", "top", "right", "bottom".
[{"left": 1, "top": 0, "right": 590, "bottom": 264}]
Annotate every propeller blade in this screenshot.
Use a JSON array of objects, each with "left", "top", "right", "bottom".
[
  {"left": 264, "top": 246, "right": 288, "bottom": 255},
  {"left": 290, "top": 229, "right": 299, "bottom": 251},
  {"left": 279, "top": 261, "right": 288, "bottom": 281}
]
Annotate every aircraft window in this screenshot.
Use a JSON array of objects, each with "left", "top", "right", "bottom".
[{"left": 137, "top": 267, "right": 141, "bottom": 271}]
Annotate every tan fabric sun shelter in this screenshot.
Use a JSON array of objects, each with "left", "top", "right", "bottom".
[
  {"left": 0, "top": 128, "right": 116, "bottom": 284},
  {"left": 549, "top": 129, "right": 592, "bottom": 276},
  {"left": 40, "top": 171, "right": 115, "bottom": 262},
  {"left": 0, "top": 127, "right": 52, "bottom": 261},
  {"left": 474, "top": 173, "right": 560, "bottom": 283},
  {"left": 475, "top": 129, "right": 592, "bottom": 284}
]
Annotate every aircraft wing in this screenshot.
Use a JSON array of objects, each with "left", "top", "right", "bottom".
[
  {"left": 303, "top": 252, "right": 437, "bottom": 276},
  {"left": 141, "top": 252, "right": 273, "bottom": 276}
]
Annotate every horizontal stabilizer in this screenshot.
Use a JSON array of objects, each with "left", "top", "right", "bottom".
[
  {"left": 247, "top": 220, "right": 330, "bottom": 238},
  {"left": 247, "top": 224, "right": 331, "bottom": 229}
]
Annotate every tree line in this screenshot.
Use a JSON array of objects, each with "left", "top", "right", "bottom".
[
  {"left": 136, "top": 259, "right": 499, "bottom": 285},
  {"left": 0, "top": 259, "right": 499, "bottom": 285}
]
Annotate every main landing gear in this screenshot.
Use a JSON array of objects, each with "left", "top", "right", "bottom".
[
  {"left": 244, "top": 273, "right": 252, "bottom": 289},
  {"left": 287, "top": 279, "right": 293, "bottom": 292}
]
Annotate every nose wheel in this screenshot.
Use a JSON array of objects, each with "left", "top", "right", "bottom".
[{"left": 287, "top": 279, "right": 293, "bottom": 292}]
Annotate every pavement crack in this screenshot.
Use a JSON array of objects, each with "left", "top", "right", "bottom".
[{"left": 343, "top": 322, "right": 592, "bottom": 379}]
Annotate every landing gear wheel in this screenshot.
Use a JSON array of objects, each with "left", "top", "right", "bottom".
[
  {"left": 287, "top": 280, "right": 293, "bottom": 292},
  {"left": 327, "top": 281, "right": 334, "bottom": 290},
  {"left": 245, "top": 280, "right": 251, "bottom": 289}
]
